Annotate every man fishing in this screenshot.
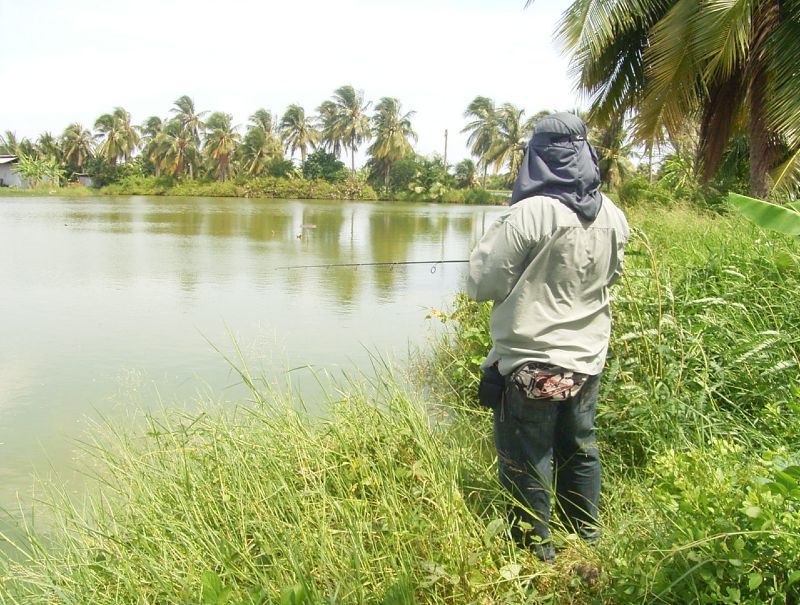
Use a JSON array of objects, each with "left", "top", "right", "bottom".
[{"left": 467, "top": 112, "right": 629, "bottom": 562}]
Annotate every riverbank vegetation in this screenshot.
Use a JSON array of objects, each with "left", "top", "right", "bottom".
[{"left": 1, "top": 204, "right": 798, "bottom": 603}]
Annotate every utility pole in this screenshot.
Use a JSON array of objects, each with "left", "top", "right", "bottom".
[{"left": 443, "top": 129, "right": 448, "bottom": 172}]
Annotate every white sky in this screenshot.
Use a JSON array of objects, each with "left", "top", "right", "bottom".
[{"left": 0, "top": 0, "right": 582, "bottom": 167}]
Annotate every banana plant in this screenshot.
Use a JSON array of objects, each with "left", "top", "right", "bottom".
[{"left": 728, "top": 193, "right": 800, "bottom": 236}]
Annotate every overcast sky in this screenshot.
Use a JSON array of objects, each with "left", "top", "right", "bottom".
[{"left": 0, "top": 0, "right": 581, "bottom": 166}]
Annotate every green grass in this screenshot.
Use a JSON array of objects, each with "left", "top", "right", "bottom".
[
  {"left": 0, "top": 370, "right": 603, "bottom": 604},
  {"left": 0, "top": 184, "right": 96, "bottom": 197},
  {"left": 2, "top": 204, "right": 800, "bottom": 603}
]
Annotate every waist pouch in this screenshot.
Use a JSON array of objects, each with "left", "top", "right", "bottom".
[
  {"left": 510, "top": 362, "right": 588, "bottom": 401},
  {"left": 477, "top": 364, "right": 505, "bottom": 409}
]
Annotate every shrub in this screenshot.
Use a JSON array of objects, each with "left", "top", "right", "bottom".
[{"left": 617, "top": 176, "right": 675, "bottom": 207}]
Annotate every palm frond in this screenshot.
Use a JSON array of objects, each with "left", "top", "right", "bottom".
[
  {"left": 765, "top": 17, "right": 800, "bottom": 149},
  {"left": 633, "top": 0, "right": 703, "bottom": 144},
  {"left": 698, "top": 0, "right": 750, "bottom": 82},
  {"left": 770, "top": 146, "right": 800, "bottom": 194}
]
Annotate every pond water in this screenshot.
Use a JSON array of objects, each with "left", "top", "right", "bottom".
[{"left": 0, "top": 195, "right": 504, "bottom": 532}]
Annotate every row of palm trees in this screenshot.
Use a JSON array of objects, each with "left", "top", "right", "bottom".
[
  {"left": 0, "top": 88, "right": 418, "bottom": 185},
  {"left": 4, "top": 93, "right": 638, "bottom": 193}
]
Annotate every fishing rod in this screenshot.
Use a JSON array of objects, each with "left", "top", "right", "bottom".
[{"left": 275, "top": 259, "right": 469, "bottom": 273}]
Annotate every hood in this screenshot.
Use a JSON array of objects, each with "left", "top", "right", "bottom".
[{"left": 510, "top": 112, "right": 603, "bottom": 221}]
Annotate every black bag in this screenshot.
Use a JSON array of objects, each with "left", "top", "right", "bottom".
[{"left": 477, "top": 364, "right": 505, "bottom": 409}]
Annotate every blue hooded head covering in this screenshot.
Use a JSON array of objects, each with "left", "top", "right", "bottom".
[{"left": 510, "top": 112, "right": 602, "bottom": 221}]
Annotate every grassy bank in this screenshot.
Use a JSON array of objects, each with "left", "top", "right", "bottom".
[
  {"left": 1, "top": 205, "right": 799, "bottom": 603},
  {"left": 0, "top": 184, "right": 98, "bottom": 197},
  {"left": 0, "top": 179, "right": 508, "bottom": 205}
]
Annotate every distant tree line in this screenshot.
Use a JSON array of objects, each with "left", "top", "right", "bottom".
[{"left": 0, "top": 88, "right": 502, "bottom": 198}]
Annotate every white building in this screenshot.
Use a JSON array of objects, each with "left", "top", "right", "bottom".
[{"left": 0, "top": 155, "right": 24, "bottom": 187}]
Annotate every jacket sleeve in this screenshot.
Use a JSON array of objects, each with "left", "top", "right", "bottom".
[
  {"left": 466, "top": 216, "right": 532, "bottom": 302},
  {"left": 609, "top": 244, "right": 625, "bottom": 286}
]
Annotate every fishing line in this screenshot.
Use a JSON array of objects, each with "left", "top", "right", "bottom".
[{"left": 275, "top": 259, "right": 469, "bottom": 273}]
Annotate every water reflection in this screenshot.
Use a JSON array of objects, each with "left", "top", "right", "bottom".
[{"left": 61, "top": 198, "right": 500, "bottom": 307}]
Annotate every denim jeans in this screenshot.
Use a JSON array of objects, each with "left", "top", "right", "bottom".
[{"left": 493, "top": 372, "right": 602, "bottom": 561}]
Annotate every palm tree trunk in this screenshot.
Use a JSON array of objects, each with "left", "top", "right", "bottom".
[
  {"left": 748, "top": 0, "right": 779, "bottom": 198},
  {"left": 749, "top": 72, "right": 774, "bottom": 198},
  {"left": 351, "top": 147, "right": 356, "bottom": 174}
]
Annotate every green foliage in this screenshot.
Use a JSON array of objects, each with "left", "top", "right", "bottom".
[
  {"left": 370, "top": 154, "right": 416, "bottom": 192},
  {"left": 101, "top": 175, "right": 176, "bottom": 195},
  {"left": 264, "top": 157, "right": 296, "bottom": 179},
  {"left": 440, "top": 188, "right": 506, "bottom": 205},
  {"left": 409, "top": 155, "right": 451, "bottom": 202},
  {"left": 301, "top": 149, "right": 347, "bottom": 182},
  {"left": 729, "top": 192, "right": 800, "bottom": 236},
  {"left": 0, "top": 371, "right": 559, "bottom": 604},
  {"left": 616, "top": 176, "right": 675, "bottom": 207},
  {"left": 453, "top": 159, "right": 477, "bottom": 189},
  {"left": 86, "top": 156, "right": 144, "bottom": 187},
  {"left": 12, "top": 153, "right": 65, "bottom": 187},
  {"left": 605, "top": 444, "right": 800, "bottom": 604}
]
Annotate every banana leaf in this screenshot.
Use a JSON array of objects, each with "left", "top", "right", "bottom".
[{"left": 728, "top": 193, "right": 800, "bottom": 236}]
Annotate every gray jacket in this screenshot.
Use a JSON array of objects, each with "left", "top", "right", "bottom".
[{"left": 467, "top": 194, "right": 629, "bottom": 376}]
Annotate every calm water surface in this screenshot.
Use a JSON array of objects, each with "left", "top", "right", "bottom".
[{"left": 0, "top": 195, "right": 503, "bottom": 527}]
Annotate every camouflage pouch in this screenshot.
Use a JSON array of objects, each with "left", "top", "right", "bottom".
[{"left": 510, "top": 362, "right": 588, "bottom": 401}]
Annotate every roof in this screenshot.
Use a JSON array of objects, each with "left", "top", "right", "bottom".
[{"left": 0, "top": 155, "right": 19, "bottom": 165}]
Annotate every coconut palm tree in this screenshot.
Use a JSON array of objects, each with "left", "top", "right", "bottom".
[
  {"left": 462, "top": 96, "right": 498, "bottom": 187},
  {"left": 591, "top": 114, "right": 634, "bottom": 190},
  {"left": 330, "top": 85, "right": 372, "bottom": 173},
  {"left": 238, "top": 109, "right": 282, "bottom": 177},
  {"left": 368, "top": 97, "right": 417, "bottom": 188},
  {"left": 36, "top": 132, "right": 61, "bottom": 163},
  {"left": 94, "top": 107, "right": 140, "bottom": 165},
  {"left": 170, "top": 95, "right": 206, "bottom": 179},
  {"left": 317, "top": 100, "right": 345, "bottom": 159},
  {"left": 280, "top": 104, "right": 318, "bottom": 164},
  {"left": 61, "top": 123, "right": 94, "bottom": 171},
  {"left": 139, "top": 116, "right": 166, "bottom": 176},
  {"left": 0, "top": 131, "right": 19, "bottom": 155},
  {"left": 548, "top": 0, "right": 800, "bottom": 197},
  {"left": 249, "top": 109, "right": 276, "bottom": 136},
  {"left": 154, "top": 118, "right": 200, "bottom": 178},
  {"left": 1, "top": 131, "right": 34, "bottom": 157},
  {"left": 204, "top": 112, "right": 240, "bottom": 181},
  {"left": 487, "top": 103, "right": 529, "bottom": 180}
]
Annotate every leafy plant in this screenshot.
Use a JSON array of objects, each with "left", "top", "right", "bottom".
[{"left": 729, "top": 192, "right": 800, "bottom": 236}]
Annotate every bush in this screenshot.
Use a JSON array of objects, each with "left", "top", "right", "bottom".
[
  {"left": 606, "top": 443, "right": 800, "bottom": 604},
  {"left": 617, "top": 176, "right": 675, "bottom": 207},
  {"left": 101, "top": 174, "right": 176, "bottom": 195},
  {"left": 302, "top": 150, "right": 348, "bottom": 183}
]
